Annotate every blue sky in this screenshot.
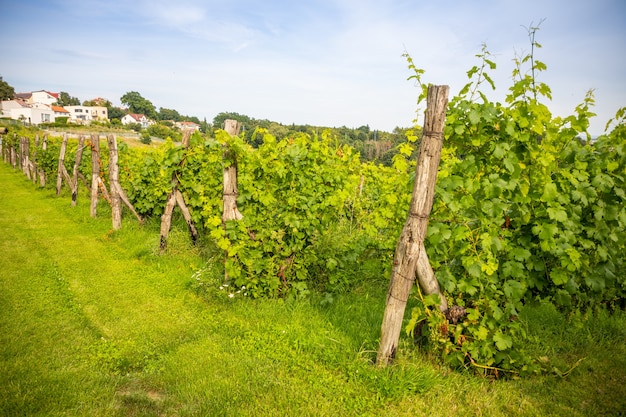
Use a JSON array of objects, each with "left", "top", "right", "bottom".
[{"left": 1, "top": 0, "right": 625, "bottom": 134}]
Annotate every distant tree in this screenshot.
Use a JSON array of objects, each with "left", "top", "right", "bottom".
[
  {"left": 147, "top": 122, "right": 181, "bottom": 141},
  {"left": 55, "top": 91, "right": 80, "bottom": 106},
  {"left": 120, "top": 91, "right": 157, "bottom": 120},
  {"left": 83, "top": 98, "right": 111, "bottom": 107},
  {"left": 212, "top": 112, "right": 251, "bottom": 131},
  {"left": 185, "top": 115, "right": 201, "bottom": 125},
  {"left": 0, "top": 77, "right": 15, "bottom": 100},
  {"left": 107, "top": 106, "right": 126, "bottom": 120},
  {"left": 140, "top": 131, "right": 152, "bottom": 144},
  {"left": 158, "top": 107, "right": 181, "bottom": 121},
  {"left": 200, "top": 118, "right": 211, "bottom": 133}
]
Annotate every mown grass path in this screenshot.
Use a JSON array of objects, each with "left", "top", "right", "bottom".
[{"left": 1, "top": 163, "right": 625, "bottom": 417}]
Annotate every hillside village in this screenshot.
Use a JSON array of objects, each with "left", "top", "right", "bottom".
[{"left": 0, "top": 90, "right": 201, "bottom": 132}]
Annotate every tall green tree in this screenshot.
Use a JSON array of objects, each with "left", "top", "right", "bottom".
[
  {"left": 0, "top": 77, "right": 15, "bottom": 100},
  {"left": 120, "top": 91, "right": 157, "bottom": 120},
  {"left": 55, "top": 91, "right": 80, "bottom": 106},
  {"left": 159, "top": 107, "right": 181, "bottom": 121}
]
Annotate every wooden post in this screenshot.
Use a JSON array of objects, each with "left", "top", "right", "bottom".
[
  {"left": 376, "top": 85, "right": 450, "bottom": 367},
  {"left": 70, "top": 136, "right": 86, "bottom": 206},
  {"left": 223, "top": 119, "right": 243, "bottom": 223},
  {"left": 10, "top": 134, "right": 17, "bottom": 169},
  {"left": 38, "top": 133, "right": 48, "bottom": 187},
  {"left": 56, "top": 133, "right": 72, "bottom": 195},
  {"left": 32, "top": 135, "right": 39, "bottom": 185},
  {"left": 90, "top": 134, "right": 100, "bottom": 217},
  {"left": 159, "top": 130, "right": 199, "bottom": 252},
  {"left": 106, "top": 134, "right": 143, "bottom": 230},
  {"left": 107, "top": 134, "right": 122, "bottom": 230},
  {"left": 20, "top": 137, "right": 34, "bottom": 181},
  {"left": 18, "top": 137, "right": 24, "bottom": 172},
  {"left": 222, "top": 120, "right": 243, "bottom": 282}
]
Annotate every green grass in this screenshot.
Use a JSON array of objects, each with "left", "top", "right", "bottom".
[{"left": 1, "top": 162, "right": 625, "bottom": 416}]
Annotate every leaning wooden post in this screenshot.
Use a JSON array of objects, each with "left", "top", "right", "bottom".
[
  {"left": 222, "top": 120, "right": 243, "bottom": 282},
  {"left": 376, "top": 85, "right": 450, "bottom": 367},
  {"left": 90, "top": 134, "right": 100, "bottom": 217},
  {"left": 21, "top": 137, "right": 34, "bottom": 181},
  {"left": 107, "top": 134, "right": 122, "bottom": 230},
  {"left": 32, "top": 135, "right": 39, "bottom": 185},
  {"left": 37, "top": 133, "right": 48, "bottom": 187},
  {"left": 70, "top": 136, "right": 86, "bottom": 206},
  {"left": 56, "top": 133, "right": 72, "bottom": 195},
  {"left": 106, "top": 134, "right": 142, "bottom": 229},
  {"left": 159, "top": 130, "right": 199, "bottom": 252}
]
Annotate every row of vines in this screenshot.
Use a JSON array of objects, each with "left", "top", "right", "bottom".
[{"left": 1, "top": 37, "right": 624, "bottom": 375}]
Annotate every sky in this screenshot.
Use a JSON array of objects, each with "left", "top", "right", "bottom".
[{"left": 1, "top": 0, "right": 625, "bottom": 134}]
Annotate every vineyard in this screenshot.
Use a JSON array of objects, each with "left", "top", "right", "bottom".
[{"left": 1, "top": 40, "right": 625, "bottom": 377}]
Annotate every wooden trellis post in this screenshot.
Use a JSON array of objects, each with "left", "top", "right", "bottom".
[
  {"left": 20, "top": 137, "right": 34, "bottom": 181},
  {"left": 223, "top": 119, "right": 243, "bottom": 222},
  {"left": 35, "top": 133, "right": 48, "bottom": 187},
  {"left": 70, "top": 136, "right": 86, "bottom": 206},
  {"left": 106, "top": 134, "right": 142, "bottom": 230},
  {"left": 32, "top": 135, "right": 40, "bottom": 185},
  {"left": 56, "top": 133, "right": 72, "bottom": 195},
  {"left": 377, "top": 85, "right": 450, "bottom": 367},
  {"left": 90, "top": 134, "right": 100, "bottom": 217},
  {"left": 11, "top": 134, "right": 17, "bottom": 169},
  {"left": 159, "top": 130, "right": 199, "bottom": 252},
  {"left": 222, "top": 119, "right": 243, "bottom": 282}
]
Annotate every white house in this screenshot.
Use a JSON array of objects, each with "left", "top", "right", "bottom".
[
  {"left": 30, "top": 90, "right": 59, "bottom": 106},
  {"left": 64, "top": 105, "right": 108, "bottom": 123},
  {"left": 175, "top": 121, "right": 201, "bottom": 131},
  {"left": 3, "top": 101, "right": 54, "bottom": 125},
  {"left": 0, "top": 100, "right": 25, "bottom": 117},
  {"left": 121, "top": 113, "right": 152, "bottom": 128}
]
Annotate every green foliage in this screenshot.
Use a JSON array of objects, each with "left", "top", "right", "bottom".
[
  {"left": 55, "top": 91, "right": 80, "bottom": 106},
  {"left": 0, "top": 77, "right": 15, "bottom": 100},
  {"left": 405, "top": 30, "right": 625, "bottom": 374},
  {"left": 146, "top": 122, "right": 181, "bottom": 141},
  {"left": 120, "top": 91, "right": 157, "bottom": 120}
]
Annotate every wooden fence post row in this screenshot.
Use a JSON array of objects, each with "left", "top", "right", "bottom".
[{"left": 377, "top": 85, "right": 450, "bottom": 367}]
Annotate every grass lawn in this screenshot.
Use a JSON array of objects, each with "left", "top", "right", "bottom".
[{"left": 1, "top": 162, "right": 625, "bottom": 416}]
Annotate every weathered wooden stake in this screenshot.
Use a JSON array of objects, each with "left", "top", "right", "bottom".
[
  {"left": 376, "top": 85, "right": 450, "bottom": 367},
  {"left": 159, "top": 130, "right": 199, "bottom": 251},
  {"left": 56, "top": 133, "right": 72, "bottom": 195},
  {"left": 222, "top": 119, "right": 243, "bottom": 282},
  {"left": 70, "top": 136, "right": 86, "bottom": 206},
  {"left": 107, "top": 134, "right": 123, "bottom": 230},
  {"left": 90, "top": 134, "right": 100, "bottom": 217},
  {"left": 223, "top": 119, "right": 243, "bottom": 223},
  {"left": 106, "top": 134, "right": 143, "bottom": 230},
  {"left": 32, "top": 135, "right": 39, "bottom": 185},
  {"left": 37, "top": 133, "right": 48, "bottom": 187}
]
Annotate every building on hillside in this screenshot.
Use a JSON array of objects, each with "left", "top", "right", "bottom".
[
  {"left": 14, "top": 92, "right": 33, "bottom": 103},
  {"left": 64, "top": 105, "right": 108, "bottom": 123},
  {"left": 51, "top": 105, "right": 70, "bottom": 119},
  {"left": 175, "top": 121, "right": 201, "bottom": 131},
  {"left": 0, "top": 99, "right": 26, "bottom": 117},
  {"left": 121, "top": 113, "right": 152, "bottom": 128},
  {"left": 0, "top": 100, "right": 54, "bottom": 125},
  {"left": 31, "top": 90, "right": 59, "bottom": 106}
]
